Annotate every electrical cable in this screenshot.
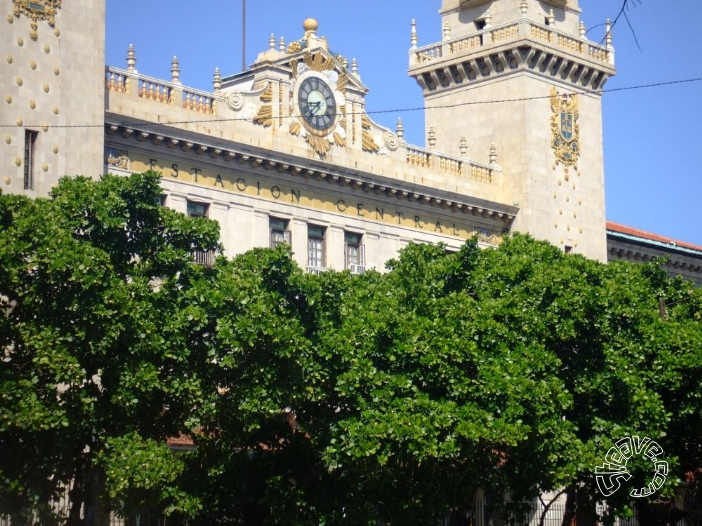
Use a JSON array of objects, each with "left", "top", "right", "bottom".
[{"left": 1, "top": 76, "right": 700, "bottom": 129}]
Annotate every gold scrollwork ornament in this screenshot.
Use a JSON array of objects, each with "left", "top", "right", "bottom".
[
  {"left": 550, "top": 86, "right": 580, "bottom": 175},
  {"left": 13, "top": 0, "right": 61, "bottom": 41}
]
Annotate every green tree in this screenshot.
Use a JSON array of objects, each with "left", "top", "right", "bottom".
[{"left": 0, "top": 172, "right": 218, "bottom": 524}]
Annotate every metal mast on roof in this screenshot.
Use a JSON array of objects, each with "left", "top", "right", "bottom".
[{"left": 242, "top": 0, "right": 247, "bottom": 71}]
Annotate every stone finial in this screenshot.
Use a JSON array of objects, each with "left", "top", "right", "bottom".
[
  {"left": 342, "top": 56, "right": 349, "bottom": 68},
  {"left": 279, "top": 36, "right": 286, "bottom": 52},
  {"left": 443, "top": 22, "right": 451, "bottom": 41},
  {"left": 428, "top": 126, "right": 436, "bottom": 149},
  {"left": 548, "top": 9, "right": 555, "bottom": 27},
  {"left": 484, "top": 10, "right": 492, "bottom": 28},
  {"left": 520, "top": 0, "right": 528, "bottom": 17},
  {"left": 460, "top": 136, "right": 467, "bottom": 156},
  {"left": 170, "top": 56, "right": 180, "bottom": 83},
  {"left": 489, "top": 142, "right": 498, "bottom": 165},
  {"left": 396, "top": 118, "right": 404, "bottom": 140},
  {"left": 351, "top": 58, "right": 358, "bottom": 75},
  {"left": 213, "top": 67, "right": 221, "bottom": 94},
  {"left": 579, "top": 20, "right": 586, "bottom": 38},
  {"left": 269, "top": 33, "right": 276, "bottom": 50},
  {"left": 605, "top": 18, "right": 613, "bottom": 46},
  {"left": 126, "top": 44, "right": 136, "bottom": 72},
  {"left": 410, "top": 19, "right": 418, "bottom": 49}
]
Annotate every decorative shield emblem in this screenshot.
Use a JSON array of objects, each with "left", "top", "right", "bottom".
[
  {"left": 550, "top": 87, "right": 580, "bottom": 172},
  {"left": 560, "top": 112, "right": 574, "bottom": 142}
]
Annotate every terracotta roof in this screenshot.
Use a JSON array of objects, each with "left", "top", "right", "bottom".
[
  {"left": 167, "top": 434, "right": 195, "bottom": 448},
  {"left": 607, "top": 221, "right": 702, "bottom": 253}
]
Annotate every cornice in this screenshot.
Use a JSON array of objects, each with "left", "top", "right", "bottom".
[
  {"left": 105, "top": 121, "right": 517, "bottom": 225},
  {"left": 410, "top": 39, "right": 614, "bottom": 95}
]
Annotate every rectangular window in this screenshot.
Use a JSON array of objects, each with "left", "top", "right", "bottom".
[
  {"left": 307, "top": 225, "right": 326, "bottom": 272},
  {"left": 24, "top": 130, "right": 38, "bottom": 190},
  {"left": 344, "top": 232, "right": 365, "bottom": 274},
  {"left": 270, "top": 218, "right": 291, "bottom": 248},
  {"left": 187, "top": 201, "right": 208, "bottom": 218}
]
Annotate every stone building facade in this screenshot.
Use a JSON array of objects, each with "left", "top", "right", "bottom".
[{"left": 2, "top": 0, "right": 701, "bottom": 280}]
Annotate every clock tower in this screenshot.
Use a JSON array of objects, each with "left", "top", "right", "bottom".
[{"left": 409, "top": 0, "right": 616, "bottom": 260}]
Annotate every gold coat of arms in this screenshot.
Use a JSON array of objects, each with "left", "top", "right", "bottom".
[
  {"left": 13, "top": 0, "right": 61, "bottom": 41},
  {"left": 550, "top": 86, "right": 580, "bottom": 174}
]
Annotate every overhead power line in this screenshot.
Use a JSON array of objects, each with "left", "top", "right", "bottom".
[{"left": 1, "top": 76, "right": 701, "bottom": 130}]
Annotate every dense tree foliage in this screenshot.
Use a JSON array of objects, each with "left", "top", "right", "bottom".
[{"left": 1, "top": 172, "right": 701, "bottom": 525}]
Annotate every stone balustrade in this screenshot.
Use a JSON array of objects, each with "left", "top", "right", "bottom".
[
  {"left": 182, "top": 89, "right": 215, "bottom": 114},
  {"left": 105, "top": 67, "right": 220, "bottom": 115},
  {"left": 405, "top": 144, "right": 499, "bottom": 184},
  {"left": 105, "top": 70, "right": 129, "bottom": 93},
  {"left": 411, "top": 19, "right": 613, "bottom": 66},
  {"left": 139, "top": 78, "right": 173, "bottom": 104}
]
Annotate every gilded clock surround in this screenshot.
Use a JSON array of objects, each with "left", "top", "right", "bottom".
[
  {"left": 288, "top": 51, "right": 349, "bottom": 157},
  {"left": 13, "top": 0, "right": 61, "bottom": 41}
]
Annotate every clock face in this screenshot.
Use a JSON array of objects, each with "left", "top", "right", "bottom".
[{"left": 298, "top": 76, "right": 337, "bottom": 133}]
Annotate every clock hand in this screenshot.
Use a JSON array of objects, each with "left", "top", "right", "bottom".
[{"left": 306, "top": 101, "right": 321, "bottom": 118}]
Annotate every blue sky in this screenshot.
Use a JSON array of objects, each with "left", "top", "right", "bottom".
[{"left": 106, "top": 1, "right": 702, "bottom": 246}]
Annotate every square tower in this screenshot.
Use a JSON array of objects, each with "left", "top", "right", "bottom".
[
  {"left": 409, "top": 0, "right": 615, "bottom": 260},
  {"left": 1, "top": 0, "right": 106, "bottom": 196}
]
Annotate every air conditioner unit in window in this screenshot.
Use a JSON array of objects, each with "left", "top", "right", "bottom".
[
  {"left": 349, "top": 264, "right": 366, "bottom": 275},
  {"left": 306, "top": 266, "right": 328, "bottom": 275}
]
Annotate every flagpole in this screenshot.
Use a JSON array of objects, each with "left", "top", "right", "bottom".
[{"left": 242, "top": 0, "right": 247, "bottom": 71}]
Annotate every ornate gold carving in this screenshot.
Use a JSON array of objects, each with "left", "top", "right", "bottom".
[
  {"left": 289, "top": 121, "right": 301, "bottom": 136},
  {"left": 336, "top": 72, "right": 348, "bottom": 94},
  {"left": 253, "top": 84, "right": 274, "bottom": 128},
  {"left": 5, "top": 95, "right": 12, "bottom": 104},
  {"left": 361, "top": 114, "right": 379, "bottom": 153},
  {"left": 550, "top": 86, "right": 580, "bottom": 174},
  {"left": 6, "top": 55, "right": 13, "bottom": 64},
  {"left": 30, "top": 60, "right": 36, "bottom": 69},
  {"left": 4, "top": 136, "right": 11, "bottom": 145},
  {"left": 13, "top": 0, "right": 61, "bottom": 41},
  {"left": 306, "top": 135, "right": 331, "bottom": 157},
  {"left": 3, "top": 176, "right": 11, "bottom": 186},
  {"left": 104, "top": 147, "right": 129, "bottom": 169},
  {"left": 303, "top": 52, "right": 336, "bottom": 74},
  {"left": 287, "top": 41, "right": 302, "bottom": 54}
]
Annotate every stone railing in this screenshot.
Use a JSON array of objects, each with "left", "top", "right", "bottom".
[
  {"left": 404, "top": 144, "right": 499, "bottom": 184},
  {"left": 105, "top": 67, "right": 220, "bottom": 115},
  {"left": 105, "top": 70, "right": 129, "bottom": 93},
  {"left": 182, "top": 88, "right": 216, "bottom": 114},
  {"left": 138, "top": 76, "right": 173, "bottom": 104},
  {"left": 411, "top": 19, "right": 613, "bottom": 66},
  {"left": 414, "top": 43, "right": 443, "bottom": 64}
]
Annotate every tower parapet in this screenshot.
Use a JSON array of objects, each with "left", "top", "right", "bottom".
[{"left": 409, "top": 0, "right": 616, "bottom": 260}]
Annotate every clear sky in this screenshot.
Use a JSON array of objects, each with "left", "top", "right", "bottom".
[{"left": 105, "top": 1, "right": 702, "bottom": 246}]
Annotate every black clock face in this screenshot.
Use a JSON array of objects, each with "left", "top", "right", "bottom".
[{"left": 298, "top": 77, "right": 337, "bottom": 132}]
